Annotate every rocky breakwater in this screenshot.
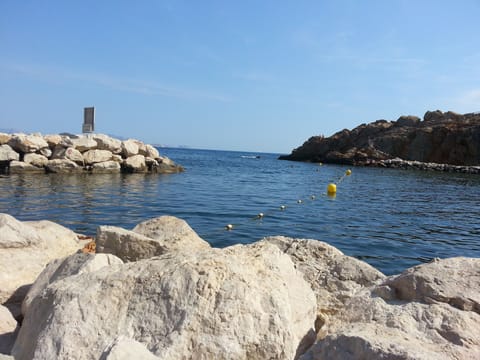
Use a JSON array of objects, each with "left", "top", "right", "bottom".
[
  {"left": 1, "top": 214, "right": 479, "bottom": 359},
  {"left": 0, "top": 133, "right": 183, "bottom": 174},
  {"left": 279, "top": 110, "right": 480, "bottom": 172}
]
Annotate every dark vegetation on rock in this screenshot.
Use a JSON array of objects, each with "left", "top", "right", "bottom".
[{"left": 279, "top": 110, "right": 480, "bottom": 169}]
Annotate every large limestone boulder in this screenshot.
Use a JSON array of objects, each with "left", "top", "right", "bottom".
[
  {"left": 123, "top": 154, "right": 147, "bottom": 172},
  {"left": 92, "top": 161, "right": 121, "bottom": 173},
  {"left": 22, "top": 252, "right": 123, "bottom": 316},
  {"left": 96, "top": 226, "right": 168, "bottom": 262},
  {"left": 0, "top": 214, "right": 81, "bottom": 309},
  {"left": 13, "top": 241, "right": 316, "bottom": 360},
  {"left": 23, "top": 153, "right": 49, "bottom": 167},
  {"left": 52, "top": 146, "right": 84, "bottom": 165},
  {"left": 43, "top": 134, "right": 63, "bottom": 148},
  {"left": 300, "top": 257, "right": 480, "bottom": 360},
  {"left": 0, "top": 145, "right": 19, "bottom": 161},
  {"left": 8, "top": 161, "right": 44, "bottom": 173},
  {"left": 46, "top": 159, "right": 83, "bottom": 173},
  {"left": 71, "top": 136, "right": 97, "bottom": 152},
  {"left": 92, "top": 134, "right": 122, "bottom": 154},
  {"left": 0, "top": 305, "right": 17, "bottom": 355},
  {"left": 132, "top": 215, "right": 210, "bottom": 253},
  {"left": 121, "top": 139, "right": 139, "bottom": 157},
  {"left": 7, "top": 134, "right": 48, "bottom": 154},
  {"left": 264, "top": 236, "right": 385, "bottom": 316},
  {"left": 83, "top": 149, "right": 113, "bottom": 165}
]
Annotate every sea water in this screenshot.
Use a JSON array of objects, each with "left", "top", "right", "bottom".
[{"left": 1, "top": 147, "right": 479, "bottom": 275}]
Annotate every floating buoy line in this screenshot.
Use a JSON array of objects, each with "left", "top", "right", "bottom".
[{"left": 221, "top": 168, "right": 352, "bottom": 233}]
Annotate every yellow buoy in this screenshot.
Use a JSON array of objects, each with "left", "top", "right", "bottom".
[
  {"left": 327, "top": 183, "right": 337, "bottom": 194},
  {"left": 225, "top": 224, "right": 233, "bottom": 231},
  {"left": 346, "top": 169, "right": 352, "bottom": 176}
]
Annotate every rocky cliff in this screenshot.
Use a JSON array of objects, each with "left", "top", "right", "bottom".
[
  {"left": 0, "top": 133, "right": 183, "bottom": 174},
  {"left": 279, "top": 110, "right": 480, "bottom": 167}
]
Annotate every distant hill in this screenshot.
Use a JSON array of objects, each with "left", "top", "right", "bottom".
[{"left": 279, "top": 110, "right": 480, "bottom": 166}]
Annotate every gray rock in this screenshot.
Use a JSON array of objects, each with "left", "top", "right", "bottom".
[
  {"left": 123, "top": 154, "right": 147, "bottom": 173},
  {"left": 23, "top": 153, "right": 49, "bottom": 167},
  {"left": 22, "top": 252, "right": 123, "bottom": 316},
  {"left": 9, "top": 161, "right": 44, "bottom": 173},
  {"left": 132, "top": 215, "right": 210, "bottom": 253},
  {"left": 83, "top": 149, "right": 113, "bottom": 165},
  {"left": 0, "top": 145, "right": 19, "bottom": 161},
  {"left": 96, "top": 226, "right": 168, "bottom": 262},
  {"left": 0, "top": 305, "right": 17, "bottom": 355},
  {"left": 12, "top": 241, "right": 316, "bottom": 360},
  {"left": 46, "top": 159, "right": 83, "bottom": 173},
  {"left": 121, "top": 139, "right": 139, "bottom": 157},
  {"left": 92, "top": 161, "right": 121, "bottom": 173}
]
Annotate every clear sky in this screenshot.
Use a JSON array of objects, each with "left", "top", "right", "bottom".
[{"left": 1, "top": 1, "right": 479, "bottom": 153}]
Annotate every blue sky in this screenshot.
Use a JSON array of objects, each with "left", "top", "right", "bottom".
[{"left": 1, "top": 1, "right": 479, "bottom": 153}]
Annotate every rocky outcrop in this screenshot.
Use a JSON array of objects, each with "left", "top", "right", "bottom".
[
  {"left": 280, "top": 110, "right": 480, "bottom": 168},
  {"left": 0, "top": 133, "right": 183, "bottom": 174},
  {"left": 1, "top": 214, "right": 479, "bottom": 359}
]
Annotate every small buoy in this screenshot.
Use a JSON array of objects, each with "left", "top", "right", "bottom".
[
  {"left": 327, "top": 183, "right": 337, "bottom": 194},
  {"left": 310, "top": 195, "right": 316, "bottom": 200},
  {"left": 225, "top": 224, "right": 233, "bottom": 231},
  {"left": 257, "top": 212, "right": 264, "bottom": 219},
  {"left": 297, "top": 199, "right": 303, "bottom": 204},
  {"left": 346, "top": 169, "right": 352, "bottom": 176},
  {"left": 280, "top": 205, "right": 286, "bottom": 210}
]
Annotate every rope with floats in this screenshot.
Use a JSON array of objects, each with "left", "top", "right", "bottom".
[{"left": 222, "top": 168, "right": 352, "bottom": 232}]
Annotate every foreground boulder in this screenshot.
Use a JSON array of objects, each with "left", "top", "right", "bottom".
[
  {"left": 0, "top": 214, "right": 82, "bottom": 317},
  {"left": 13, "top": 242, "right": 317, "bottom": 360},
  {"left": 300, "top": 257, "right": 480, "bottom": 359},
  {"left": 0, "top": 305, "right": 17, "bottom": 355}
]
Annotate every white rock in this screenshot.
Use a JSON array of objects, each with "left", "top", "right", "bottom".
[
  {"left": 92, "top": 134, "right": 122, "bottom": 154},
  {"left": 123, "top": 154, "right": 146, "bottom": 172},
  {"left": 92, "top": 161, "right": 121, "bottom": 173},
  {"left": 301, "top": 257, "right": 480, "bottom": 360},
  {"left": 121, "top": 139, "right": 139, "bottom": 157},
  {"left": 46, "top": 159, "right": 83, "bottom": 173},
  {"left": 13, "top": 241, "right": 316, "bottom": 360},
  {"left": 96, "top": 226, "right": 168, "bottom": 262},
  {"left": 22, "top": 252, "right": 123, "bottom": 316},
  {"left": 132, "top": 216, "right": 210, "bottom": 253},
  {"left": 0, "top": 214, "right": 81, "bottom": 307},
  {"left": 0, "top": 145, "right": 19, "bottom": 161},
  {"left": 43, "top": 134, "right": 63, "bottom": 147},
  {"left": 101, "top": 337, "right": 160, "bottom": 360},
  {"left": 64, "top": 147, "right": 85, "bottom": 164},
  {"left": 23, "top": 153, "right": 49, "bottom": 167},
  {"left": 112, "top": 154, "right": 123, "bottom": 162},
  {"left": 39, "top": 147, "right": 52, "bottom": 158},
  {"left": 71, "top": 136, "right": 97, "bottom": 152},
  {"left": 7, "top": 134, "right": 49, "bottom": 153},
  {"left": 83, "top": 149, "right": 113, "bottom": 165}
]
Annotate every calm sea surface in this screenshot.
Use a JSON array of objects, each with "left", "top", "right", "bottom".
[{"left": 1, "top": 148, "right": 479, "bottom": 275}]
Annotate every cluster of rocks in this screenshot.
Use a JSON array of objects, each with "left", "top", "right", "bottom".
[
  {"left": 371, "top": 158, "right": 480, "bottom": 174},
  {"left": 279, "top": 110, "right": 480, "bottom": 171},
  {"left": 0, "top": 133, "right": 183, "bottom": 174},
  {"left": 1, "top": 213, "right": 479, "bottom": 359}
]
